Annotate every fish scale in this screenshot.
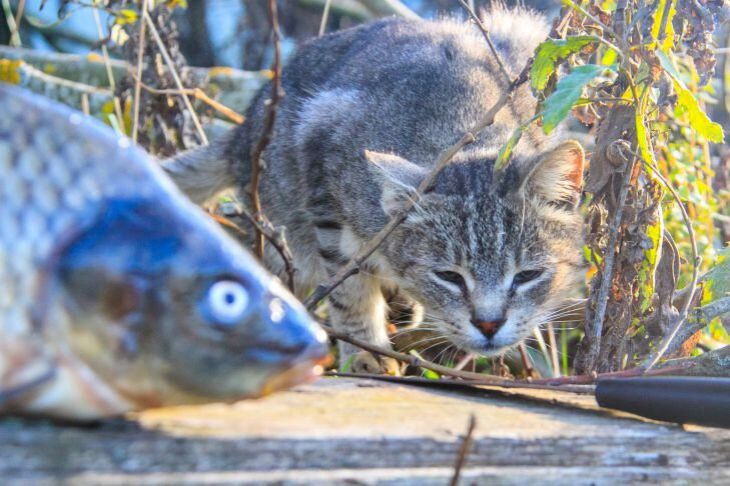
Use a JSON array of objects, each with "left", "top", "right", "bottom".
[
  {"left": 0, "top": 85, "right": 328, "bottom": 420},
  {"left": 1, "top": 89, "right": 156, "bottom": 336}
]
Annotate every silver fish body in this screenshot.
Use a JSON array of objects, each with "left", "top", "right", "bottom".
[{"left": 0, "top": 84, "right": 328, "bottom": 420}]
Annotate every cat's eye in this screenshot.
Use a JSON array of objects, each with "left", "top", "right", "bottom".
[
  {"left": 512, "top": 269, "right": 544, "bottom": 288},
  {"left": 434, "top": 270, "right": 466, "bottom": 289}
]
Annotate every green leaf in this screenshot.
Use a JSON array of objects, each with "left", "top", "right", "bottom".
[
  {"left": 650, "top": 0, "right": 676, "bottom": 51},
  {"left": 638, "top": 210, "right": 664, "bottom": 312},
  {"left": 542, "top": 64, "right": 613, "bottom": 134},
  {"left": 340, "top": 354, "right": 356, "bottom": 373},
  {"left": 705, "top": 247, "right": 730, "bottom": 299},
  {"left": 530, "top": 36, "right": 598, "bottom": 93},
  {"left": 494, "top": 125, "right": 524, "bottom": 172},
  {"left": 635, "top": 95, "right": 656, "bottom": 166},
  {"left": 675, "top": 87, "right": 725, "bottom": 143},
  {"left": 421, "top": 369, "right": 441, "bottom": 380},
  {"left": 657, "top": 52, "right": 725, "bottom": 143}
]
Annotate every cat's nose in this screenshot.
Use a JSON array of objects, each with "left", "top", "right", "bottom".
[{"left": 472, "top": 318, "right": 506, "bottom": 339}]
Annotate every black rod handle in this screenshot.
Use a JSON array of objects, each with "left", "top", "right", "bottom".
[{"left": 596, "top": 376, "right": 730, "bottom": 428}]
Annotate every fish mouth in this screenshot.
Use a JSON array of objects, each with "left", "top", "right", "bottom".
[{"left": 261, "top": 351, "right": 333, "bottom": 395}]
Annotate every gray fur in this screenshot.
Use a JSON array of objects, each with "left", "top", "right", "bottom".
[{"left": 164, "top": 8, "right": 586, "bottom": 366}]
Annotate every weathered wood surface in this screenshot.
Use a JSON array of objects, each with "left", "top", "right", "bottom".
[{"left": 1, "top": 378, "right": 728, "bottom": 484}]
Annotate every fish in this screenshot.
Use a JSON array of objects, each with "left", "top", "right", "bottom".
[{"left": 0, "top": 84, "right": 329, "bottom": 420}]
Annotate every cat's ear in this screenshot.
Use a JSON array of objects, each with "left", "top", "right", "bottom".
[
  {"left": 365, "top": 150, "right": 427, "bottom": 216},
  {"left": 518, "top": 141, "right": 585, "bottom": 209}
]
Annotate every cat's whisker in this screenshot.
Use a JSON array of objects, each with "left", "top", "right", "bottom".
[
  {"left": 403, "top": 334, "right": 449, "bottom": 349},
  {"left": 419, "top": 339, "right": 451, "bottom": 356}
]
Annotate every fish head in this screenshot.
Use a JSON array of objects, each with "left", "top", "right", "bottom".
[{"left": 54, "top": 197, "right": 329, "bottom": 407}]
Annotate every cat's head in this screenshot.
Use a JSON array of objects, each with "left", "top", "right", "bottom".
[{"left": 367, "top": 141, "right": 585, "bottom": 356}]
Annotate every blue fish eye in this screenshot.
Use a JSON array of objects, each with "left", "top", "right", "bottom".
[{"left": 204, "top": 280, "right": 249, "bottom": 325}]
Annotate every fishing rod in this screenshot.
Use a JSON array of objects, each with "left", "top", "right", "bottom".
[{"left": 596, "top": 376, "right": 730, "bottom": 429}]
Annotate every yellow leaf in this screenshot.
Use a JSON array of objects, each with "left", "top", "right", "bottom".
[
  {"left": 115, "top": 9, "right": 138, "bottom": 25},
  {"left": 0, "top": 59, "right": 23, "bottom": 84}
]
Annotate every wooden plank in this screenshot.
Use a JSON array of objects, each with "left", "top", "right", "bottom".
[{"left": 1, "top": 378, "right": 728, "bottom": 484}]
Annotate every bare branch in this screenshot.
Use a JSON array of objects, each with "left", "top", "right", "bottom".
[
  {"left": 318, "top": 0, "right": 332, "bottom": 36},
  {"left": 582, "top": 152, "right": 638, "bottom": 372},
  {"left": 450, "top": 415, "right": 476, "bottom": 486},
  {"left": 132, "top": 0, "right": 150, "bottom": 144},
  {"left": 91, "top": 5, "right": 124, "bottom": 133},
  {"left": 143, "top": 10, "right": 208, "bottom": 145},
  {"left": 643, "top": 160, "right": 701, "bottom": 369},
  {"left": 326, "top": 371, "right": 594, "bottom": 394},
  {"left": 224, "top": 209, "right": 297, "bottom": 293},
  {"left": 457, "top": 0, "right": 511, "bottom": 82},
  {"left": 660, "top": 297, "right": 730, "bottom": 356},
  {"left": 248, "top": 0, "right": 283, "bottom": 260}
]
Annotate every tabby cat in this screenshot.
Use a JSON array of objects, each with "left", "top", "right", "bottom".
[{"left": 164, "top": 7, "right": 586, "bottom": 373}]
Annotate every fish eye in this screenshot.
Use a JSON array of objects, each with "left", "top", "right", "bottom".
[{"left": 205, "top": 280, "right": 249, "bottom": 325}]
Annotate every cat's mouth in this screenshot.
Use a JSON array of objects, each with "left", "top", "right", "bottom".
[{"left": 444, "top": 323, "right": 520, "bottom": 357}]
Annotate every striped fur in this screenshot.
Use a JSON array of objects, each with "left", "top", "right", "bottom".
[{"left": 163, "top": 8, "right": 586, "bottom": 371}]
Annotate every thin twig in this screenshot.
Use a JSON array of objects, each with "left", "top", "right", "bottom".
[
  {"left": 318, "top": 0, "right": 332, "bottom": 36},
  {"left": 656, "top": 0, "right": 673, "bottom": 45},
  {"left": 643, "top": 161, "right": 701, "bottom": 369},
  {"left": 129, "top": 72, "right": 245, "bottom": 124},
  {"left": 304, "top": 61, "right": 533, "bottom": 309},
  {"left": 11, "top": 0, "right": 24, "bottom": 46},
  {"left": 322, "top": 324, "right": 504, "bottom": 381},
  {"left": 249, "top": 0, "right": 283, "bottom": 260},
  {"left": 131, "top": 0, "right": 149, "bottom": 144},
  {"left": 583, "top": 154, "right": 637, "bottom": 372},
  {"left": 91, "top": 4, "right": 125, "bottom": 133},
  {"left": 1, "top": 0, "right": 21, "bottom": 47},
  {"left": 666, "top": 297, "right": 730, "bottom": 350},
  {"left": 142, "top": 10, "right": 208, "bottom": 145},
  {"left": 563, "top": 0, "right": 625, "bottom": 50},
  {"left": 546, "top": 323, "right": 561, "bottom": 378},
  {"left": 326, "top": 371, "right": 595, "bottom": 394},
  {"left": 227, "top": 209, "right": 297, "bottom": 292},
  {"left": 529, "top": 363, "right": 692, "bottom": 386},
  {"left": 457, "top": 0, "right": 511, "bottom": 82},
  {"left": 518, "top": 342, "right": 535, "bottom": 378},
  {"left": 450, "top": 414, "right": 476, "bottom": 486}
]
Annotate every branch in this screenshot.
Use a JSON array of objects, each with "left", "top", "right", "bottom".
[
  {"left": 658, "top": 345, "right": 730, "bottom": 377},
  {"left": 643, "top": 160, "right": 701, "bottom": 369},
  {"left": 142, "top": 10, "right": 208, "bottom": 145},
  {"left": 248, "top": 0, "right": 283, "bottom": 260},
  {"left": 222, "top": 209, "right": 297, "bottom": 293},
  {"left": 582, "top": 151, "right": 638, "bottom": 372},
  {"left": 450, "top": 415, "right": 476, "bottom": 486},
  {"left": 321, "top": 324, "right": 506, "bottom": 382},
  {"left": 143, "top": 10, "right": 207, "bottom": 144},
  {"left": 303, "top": 62, "right": 533, "bottom": 309},
  {"left": 0, "top": 46, "right": 267, "bottom": 118},
  {"left": 661, "top": 297, "right": 730, "bottom": 356},
  {"left": 131, "top": 0, "right": 150, "bottom": 144},
  {"left": 326, "top": 371, "right": 594, "bottom": 394},
  {"left": 457, "top": 0, "right": 511, "bottom": 82}
]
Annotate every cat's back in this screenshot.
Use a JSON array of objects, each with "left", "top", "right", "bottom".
[{"left": 282, "top": 8, "right": 549, "bottom": 164}]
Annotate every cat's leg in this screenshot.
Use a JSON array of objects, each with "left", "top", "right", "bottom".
[
  {"left": 385, "top": 287, "right": 424, "bottom": 330},
  {"left": 326, "top": 273, "right": 401, "bottom": 375}
]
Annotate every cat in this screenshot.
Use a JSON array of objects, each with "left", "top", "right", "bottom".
[{"left": 163, "top": 7, "right": 586, "bottom": 373}]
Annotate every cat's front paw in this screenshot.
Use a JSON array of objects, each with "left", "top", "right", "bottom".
[{"left": 349, "top": 351, "right": 402, "bottom": 376}]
